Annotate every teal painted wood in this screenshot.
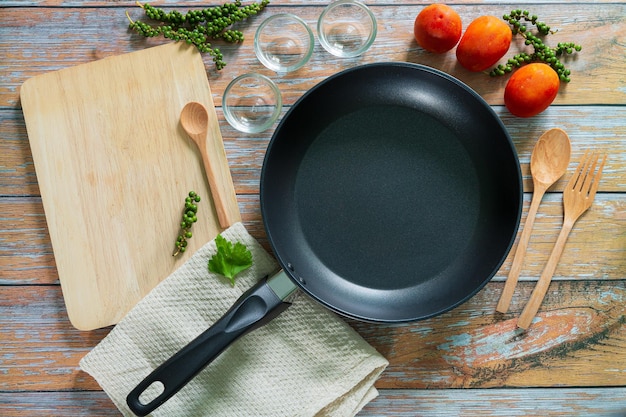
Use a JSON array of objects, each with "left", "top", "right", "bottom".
[
  {"left": 1, "top": 389, "right": 625, "bottom": 416},
  {"left": 0, "top": 387, "right": 626, "bottom": 417},
  {"left": 360, "top": 388, "right": 626, "bottom": 416}
]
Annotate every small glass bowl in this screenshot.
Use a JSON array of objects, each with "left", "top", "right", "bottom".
[
  {"left": 254, "top": 14, "right": 315, "bottom": 73},
  {"left": 223, "top": 73, "right": 282, "bottom": 134},
  {"left": 318, "top": 0, "right": 377, "bottom": 58}
]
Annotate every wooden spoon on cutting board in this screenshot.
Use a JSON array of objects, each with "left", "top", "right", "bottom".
[
  {"left": 496, "top": 128, "right": 571, "bottom": 313},
  {"left": 181, "top": 101, "right": 235, "bottom": 228}
]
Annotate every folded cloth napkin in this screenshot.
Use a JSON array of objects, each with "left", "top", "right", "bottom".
[{"left": 80, "top": 222, "right": 388, "bottom": 417}]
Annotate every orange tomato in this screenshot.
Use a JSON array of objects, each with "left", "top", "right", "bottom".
[
  {"left": 504, "top": 63, "right": 560, "bottom": 117},
  {"left": 413, "top": 4, "right": 462, "bottom": 54},
  {"left": 456, "top": 15, "right": 512, "bottom": 72}
]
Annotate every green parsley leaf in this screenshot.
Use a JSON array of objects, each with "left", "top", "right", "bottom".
[{"left": 208, "top": 234, "right": 253, "bottom": 286}]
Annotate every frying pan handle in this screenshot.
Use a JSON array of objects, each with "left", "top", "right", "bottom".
[{"left": 126, "top": 276, "right": 291, "bottom": 416}]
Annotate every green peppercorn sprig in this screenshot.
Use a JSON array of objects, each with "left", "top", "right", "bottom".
[
  {"left": 173, "top": 191, "right": 201, "bottom": 256},
  {"left": 126, "top": 0, "right": 270, "bottom": 70},
  {"left": 489, "top": 9, "right": 582, "bottom": 82},
  {"left": 504, "top": 9, "right": 552, "bottom": 35}
]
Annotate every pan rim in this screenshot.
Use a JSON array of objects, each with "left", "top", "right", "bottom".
[{"left": 260, "top": 62, "right": 522, "bottom": 323}]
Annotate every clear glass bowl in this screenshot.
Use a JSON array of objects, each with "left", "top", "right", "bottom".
[
  {"left": 254, "top": 14, "right": 315, "bottom": 73},
  {"left": 223, "top": 73, "right": 282, "bottom": 134},
  {"left": 318, "top": 0, "right": 377, "bottom": 58}
]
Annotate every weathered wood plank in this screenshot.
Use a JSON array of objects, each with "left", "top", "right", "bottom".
[
  {"left": 360, "top": 388, "right": 626, "bottom": 416},
  {"left": 0, "top": 285, "right": 110, "bottom": 391},
  {"left": 0, "top": 196, "right": 272, "bottom": 284},
  {"left": 1, "top": 281, "right": 624, "bottom": 391},
  {"left": 1, "top": 193, "right": 624, "bottom": 285},
  {"left": 2, "top": 106, "right": 625, "bottom": 197},
  {"left": 224, "top": 105, "right": 626, "bottom": 194},
  {"left": 0, "top": 391, "right": 118, "bottom": 417},
  {"left": 3, "top": 0, "right": 626, "bottom": 7},
  {"left": 349, "top": 280, "right": 626, "bottom": 389},
  {"left": 1, "top": 4, "right": 624, "bottom": 108},
  {"left": 1, "top": 388, "right": 626, "bottom": 417}
]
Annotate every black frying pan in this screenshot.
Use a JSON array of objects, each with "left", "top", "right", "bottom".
[{"left": 127, "top": 63, "right": 522, "bottom": 415}]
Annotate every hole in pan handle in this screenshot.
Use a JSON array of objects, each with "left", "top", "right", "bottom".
[{"left": 126, "top": 273, "right": 294, "bottom": 416}]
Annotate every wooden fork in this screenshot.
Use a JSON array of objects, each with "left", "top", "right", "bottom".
[{"left": 517, "top": 151, "right": 607, "bottom": 329}]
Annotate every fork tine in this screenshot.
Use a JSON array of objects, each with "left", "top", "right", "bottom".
[
  {"left": 587, "top": 153, "right": 607, "bottom": 199},
  {"left": 575, "top": 150, "right": 595, "bottom": 192},
  {"left": 567, "top": 150, "right": 590, "bottom": 190},
  {"left": 580, "top": 152, "right": 600, "bottom": 194}
]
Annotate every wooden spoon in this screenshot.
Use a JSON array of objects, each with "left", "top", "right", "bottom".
[
  {"left": 496, "top": 128, "right": 571, "bottom": 313},
  {"left": 180, "top": 102, "right": 234, "bottom": 228}
]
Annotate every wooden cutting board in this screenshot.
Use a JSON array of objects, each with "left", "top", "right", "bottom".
[{"left": 20, "top": 42, "right": 241, "bottom": 331}]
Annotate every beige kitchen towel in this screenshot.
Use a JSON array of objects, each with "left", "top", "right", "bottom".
[{"left": 80, "top": 222, "right": 388, "bottom": 417}]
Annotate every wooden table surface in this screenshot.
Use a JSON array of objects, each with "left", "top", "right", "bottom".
[{"left": 1, "top": 0, "right": 625, "bottom": 415}]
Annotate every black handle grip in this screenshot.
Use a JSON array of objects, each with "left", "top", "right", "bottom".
[{"left": 126, "top": 276, "right": 291, "bottom": 416}]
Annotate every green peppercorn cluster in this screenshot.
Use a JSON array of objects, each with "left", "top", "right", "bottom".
[
  {"left": 127, "top": 0, "right": 270, "bottom": 70},
  {"left": 173, "top": 191, "right": 201, "bottom": 256},
  {"left": 489, "top": 9, "right": 582, "bottom": 82}
]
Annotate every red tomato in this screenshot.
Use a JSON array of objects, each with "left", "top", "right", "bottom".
[
  {"left": 456, "top": 15, "right": 512, "bottom": 72},
  {"left": 413, "top": 4, "right": 462, "bottom": 54},
  {"left": 504, "top": 63, "right": 560, "bottom": 117}
]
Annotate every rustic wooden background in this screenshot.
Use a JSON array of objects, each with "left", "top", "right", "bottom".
[{"left": 1, "top": 0, "right": 625, "bottom": 415}]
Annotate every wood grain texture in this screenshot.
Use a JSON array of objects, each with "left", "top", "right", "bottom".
[
  {"left": 1, "top": 0, "right": 625, "bottom": 415},
  {"left": 4, "top": 0, "right": 626, "bottom": 5},
  {"left": 1, "top": 281, "right": 624, "bottom": 392},
  {"left": 1, "top": 4, "right": 625, "bottom": 108},
  {"left": 2, "top": 106, "right": 626, "bottom": 197},
  {"left": 349, "top": 280, "right": 626, "bottom": 389},
  {"left": 2, "top": 388, "right": 625, "bottom": 417},
  {"left": 19, "top": 42, "right": 241, "bottom": 330},
  {"left": 359, "top": 388, "right": 626, "bottom": 417},
  {"left": 1, "top": 193, "right": 624, "bottom": 286}
]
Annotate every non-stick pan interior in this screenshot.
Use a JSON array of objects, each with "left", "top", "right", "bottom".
[{"left": 261, "top": 63, "right": 522, "bottom": 322}]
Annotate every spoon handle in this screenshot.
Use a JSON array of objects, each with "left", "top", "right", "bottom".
[
  {"left": 517, "top": 220, "right": 573, "bottom": 329},
  {"left": 196, "top": 138, "right": 236, "bottom": 228},
  {"left": 496, "top": 182, "right": 548, "bottom": 313}
]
